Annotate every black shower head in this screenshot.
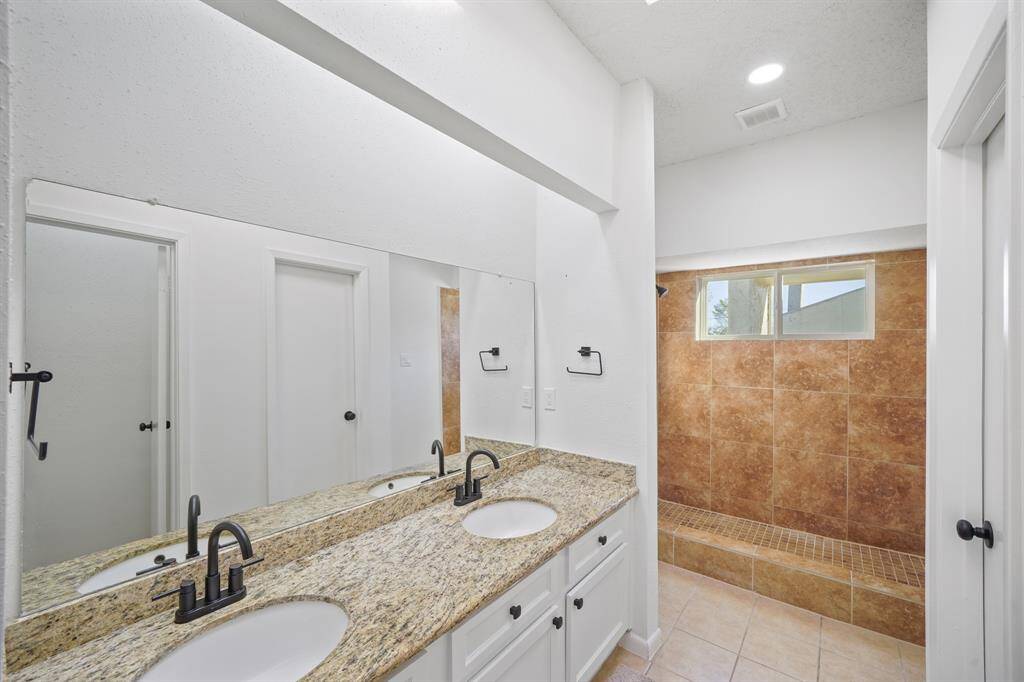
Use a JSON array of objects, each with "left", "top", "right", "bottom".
[{"left": 656, "top": 284, "right": 669, "bottom": 298}]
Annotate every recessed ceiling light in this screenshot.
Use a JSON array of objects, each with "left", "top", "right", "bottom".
[{"left": 748, "top": 63, "right": 784, "bottom": 85}]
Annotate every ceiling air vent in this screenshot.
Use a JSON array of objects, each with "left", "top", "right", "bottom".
[{"left": 734, "top": 98, "right": 788, "bottom": 130}]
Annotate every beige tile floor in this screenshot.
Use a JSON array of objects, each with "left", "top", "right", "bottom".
[{"left": 594, "top": 562, "right": 925, "bottom": 682}]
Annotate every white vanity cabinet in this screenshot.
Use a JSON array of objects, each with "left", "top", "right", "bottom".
[
  {"left": 565, "top": 543, "right": 630, "bottom": 682},
  {"left": 390, "top": 502, "right": 632, "bottom": 682}
]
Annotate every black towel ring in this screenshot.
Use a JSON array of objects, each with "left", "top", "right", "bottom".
[{"left": 566, "top": 346, "right": 603, "bottom": 376}]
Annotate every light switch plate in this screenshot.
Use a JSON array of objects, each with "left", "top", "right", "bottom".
[
  {"left": 543, "top": 388, "right": 556, "bottom": 411},
  {"left": 521, "top": 386, "right": 534, "bottom": 408},
  {"left": 399, "top": 353, "right": 412, "bottom": 367}
]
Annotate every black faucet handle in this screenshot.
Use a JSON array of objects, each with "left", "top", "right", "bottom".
[
  {"left": 241, "top": 556, "right": 264, "bottom": 569},
  {"left": 471, "top": 475, "right": 489, "bottom": 494},
  {"left": 152, "top": 579, "right": 196, "bottom": 614}
]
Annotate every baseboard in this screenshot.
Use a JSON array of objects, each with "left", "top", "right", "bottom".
[{"left": 619, "top": 627, "right": 663, "bottom": 661}]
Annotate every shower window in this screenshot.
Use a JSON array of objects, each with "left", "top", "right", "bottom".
[{"left": 697, "top": 262, "right": 874, "bottom": 340}]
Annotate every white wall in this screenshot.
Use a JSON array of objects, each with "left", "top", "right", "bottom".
[
  {"left": 459, "top": 269, "right": 536, "bottom": 446},
  {"left": 389, "top": 254, "right": 458, "bottom": 470},
  {"left": 927, "top": 0, "right": 1001, "bottom": 137},
  {"left": 535, "top": 79, "right": 659, "bottom": 653},
  {"left": 656, "top": 100, "right": 927, "bottom": 263},
  {"left": 285, "top": 0, "right": 620, "bottom": 202},
  {"left": 0, "top": 0, "right": 13, "bottom": 634}
]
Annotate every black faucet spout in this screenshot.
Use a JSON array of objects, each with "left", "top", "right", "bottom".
[
  {"left": 453, "top": 449, "right": 500, "bottom": 506},
  {"left": 431, "top": 439, "right": 445, "bottom": 477},
  {"left": 186, "top": 494, "right": 201, "bottom": 559},
  {"left": 206, "top": 520, "right": 254, "bottom": 579}
]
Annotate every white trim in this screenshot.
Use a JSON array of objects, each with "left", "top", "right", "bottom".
[
  {"left": 263, "top": 248, "right": 372, "bottom": 501},
  {"left": 23, "top": 180, "right": 193, "bottom": 531},
  {"left": 618, "top": 627, "right": 662, "bottom": 662},
  {"left": 926, "top": 3, "right": 1011, "bottom": 679}
]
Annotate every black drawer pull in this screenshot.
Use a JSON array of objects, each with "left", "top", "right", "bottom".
[
  {"left": 509, "top": 604, "right": 522, "bottom": 620},
  {"left": 573, "top": 597, "right": 584, "bottom": 610},
  {"left": 552, "top": 616, "right": 563, "bottom": 630},
  {"left": 598, "top": 535, "right": 608, "bottom": 546}
]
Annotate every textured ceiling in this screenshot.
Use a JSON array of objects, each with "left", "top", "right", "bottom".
[{"left": 545, "top": 0, "right": 926, "bottom": 166}]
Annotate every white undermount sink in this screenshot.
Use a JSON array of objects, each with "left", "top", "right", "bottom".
[
  {"left": 77, "top": 538, "right": 233, "bottom": 595},
  {"left": 368, "top": 474, "right": 431, "bottom": 498},
  {"left": 140, "top": 601, "right": 348, "bottom": 682},
  {"left": 462, "top": 500, "right": 557, "bottom": 539}
]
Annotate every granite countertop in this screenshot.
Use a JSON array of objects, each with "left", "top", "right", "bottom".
[
  {"left": 10, "top": 459, "right": 636, "bottom": 681},
  {"left": 21, "top": 437, "right": 528, "bottom": 615}
]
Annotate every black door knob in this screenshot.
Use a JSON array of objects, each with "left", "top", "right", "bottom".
[
  {"left": 139, "top": 421, "right": 155, "bottom": 432},
  {"left": 573, "top": 597, "right": 584, "bottom": 610},
  {"left": 598, "top": 535, "right": 608, "bottom": 546},
  {"left": 552, "top": 616, "right": 563, "bottom": 630},
  {"left": 509, "top": 604, "right": 522, "bottom": 620},
  {"left": 956, "top": 519, "right": 994, "bottom": 548},
  {"left": 344, "top": 411, "right": 356, "bottom": 421}
]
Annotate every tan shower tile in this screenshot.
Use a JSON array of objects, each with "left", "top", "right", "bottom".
[
  {"left": 659, "top": 483, "right": 709, "bottom": 508},
  {"left": 774, "top": 340, "right": 849, "bottom": 392},
  {"left": 772, "top": 506, "right": 848, "bottom": 540},
  {"left": 848, "top": 395, "right": 925, "bottom": 466},
  {"left": 672, "top": 537, "right": 753, "bottom": 589},
  {"left": 774, "top": 390, "right": 848, "bottom": 455},
  {"left": 710, "top": 440, "right": 773, "bottom": 503},
  {"left": 710, "top": 386, "right": 773, "bottom": 445},
  {"left": 659, "top": 276, "right": 698, "bottom": 332},
  {"left": 847, "top": 521, "right": 924, "bottom": 554},
  {"left": 875, "top": 260, "right": 926, "bottom": 330},
  {"left": 753, "top": 559, "right": 851, "bottom": 621},
  {"left": 851, "top": 573, "right": 924, "bottom": 605},
  {"left": 659, "top": 434, "right": 710, "bottom": 491},
  {"left": 659, "top": 382, "right": 710, "bottom": 438},
  {"left": 442, "top": 381, "right": 460, "bottom": 427},
  {"left": 849, "top": 330, "right": 926, "bottom": 397},
  {"left": 442, "top": 426, "right": 460, "bottom": 455},
  {"left": 711, "top": 340, "right": 773, "bottom": 388},
  {"left": 773, "top": 449, "right": 848, "bottom": 519},
  {"left": 848, "top": 459, "right": 925, "bottom": 534},
  {"left": 659, "top": 331, "right": 710, "bottom": 385},
  {"left": 852, "top": 587, "right": 925, "bottom": 646},
  {"left": 658, "top": 530, "right": 674, "bottom": 563},
  {"left": 708, "top": 493, "right": 772, "bottom": 524}
]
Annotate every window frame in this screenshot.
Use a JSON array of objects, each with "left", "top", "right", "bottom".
[{"left": 695, "top": 260, "right": 875, "bottom": 341}]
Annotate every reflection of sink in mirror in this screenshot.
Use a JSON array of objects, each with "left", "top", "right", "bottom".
[
  {"left": 368, "top": 474, "right": 432, "bottom": 498},
  {"left": 76, "top": 538, "right": 232, "bottom": 595},
  {"left": 140, "top": 601, "right": 348, "bottom": 682},
  {"left": 462, "top": 500, "right": 557, "bottom": 539}
]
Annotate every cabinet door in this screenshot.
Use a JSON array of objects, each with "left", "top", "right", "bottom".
[
  {"left": 388, "top": 635, "right": 450, "bottom": 682},
  {"left": 566, "top": 543, "right": 630, "bottom": 682},
  {"left": 470, "top": 605, "right": 565, "bottom": 682}
]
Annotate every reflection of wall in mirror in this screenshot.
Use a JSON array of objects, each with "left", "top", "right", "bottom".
[
  {"left": 388, "top": 255, "right": 459, "bottom": 471},
  {"left": 459, "top": 270, "right": 535, "bottom": 446}
]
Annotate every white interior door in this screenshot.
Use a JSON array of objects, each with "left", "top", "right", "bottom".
[
  {"left": 982, "top": 116, "right": 1009, "bottom": 681},
  {"left": 24, "top": 222, "right": 166, "bottom": 568},
  {"left": 269, "top": 260, "right": 357, "bottom": 503}
]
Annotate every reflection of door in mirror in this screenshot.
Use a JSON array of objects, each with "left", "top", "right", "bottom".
[
  {"left": 24, "top": 222, "right": 173, "bottom": 570},
  {"left": 268, "top": 260, "right": 356, "bottom": 503}
]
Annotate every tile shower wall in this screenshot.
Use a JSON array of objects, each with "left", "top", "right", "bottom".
[
  {"left": 440, "top": 287, "right": 462, "bottom": 454},
  {"left": 657, "top": 249, "right": 926, "bottom": 554}
]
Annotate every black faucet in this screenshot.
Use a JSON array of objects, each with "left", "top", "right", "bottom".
[
  {"left": 452, "top": 449, "right": 500, "bottom": 506},
  {"left": 432, "top": 439, "right": 446, "bottom": 478},
  {"left": 185, "top": 494, "right": 201, "bottom": 559},
  {"left": 152, "top": 520, "right": 263, "bottom": 624}
]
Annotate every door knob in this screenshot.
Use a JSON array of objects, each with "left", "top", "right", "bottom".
[
  {"left": 344, "top": 411, "right": 356, "bottom": 421},
  {"left": 956, "top": 519, "right": 994, "bottom": 548},
  {"left": 139, "top": 421, "right": 155, "bottom": 432}
]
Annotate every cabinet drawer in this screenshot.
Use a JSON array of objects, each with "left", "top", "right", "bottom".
[
  {"left": 566, "top": 543, "right": 630, "bottom": 682},
  {"left": 567, "top": 503, "right": 629, "bottom": 587},
  {"left": 451, "top": 552, "right": 566, "bottom": 681},
  {"left": 469, "top": 604, "right": 565, "bottom": 682}
]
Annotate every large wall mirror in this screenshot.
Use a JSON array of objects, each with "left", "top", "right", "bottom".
[{"left": 18, "top": 181, "right": 536, "bottom": 615}]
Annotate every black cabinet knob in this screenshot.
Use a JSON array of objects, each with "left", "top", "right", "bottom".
[
  {"left": 598, "top": 535, "right": 608, "bottom": 546},
  {"left": 573, "top": 597, "right": 584, "bottom": 610},
  {"left": 552, "top": 616, "right": 564, "bottom": 630},
  {"left": 509, "top": 604, "right": 522, "bottom": 620},
  {"left": 956, "top": 519, "right": 994, "bottom": 548},
  {"left": 139, "top": 421, "right": 155, "bottom": 432},
  {"left": 344, "top": 411, "right": 356, "bottom": 421}
]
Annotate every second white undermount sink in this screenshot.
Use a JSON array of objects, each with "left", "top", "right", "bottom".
[
  {"left": 77, "top": 537, "right": 235, "bottom": 595},
  {"left": 140, "top": 600, "right": 348, "bottom": 682},
  {"left": 462, "top": 500, "right": 557, "bottom": 539},
  {"left": 368, "top": 474, "right": 431, "bottom": 498}
]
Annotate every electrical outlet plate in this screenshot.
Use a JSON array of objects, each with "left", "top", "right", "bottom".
[{"left": 543, "top": 388, "right": 556, "bottom": 411}]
